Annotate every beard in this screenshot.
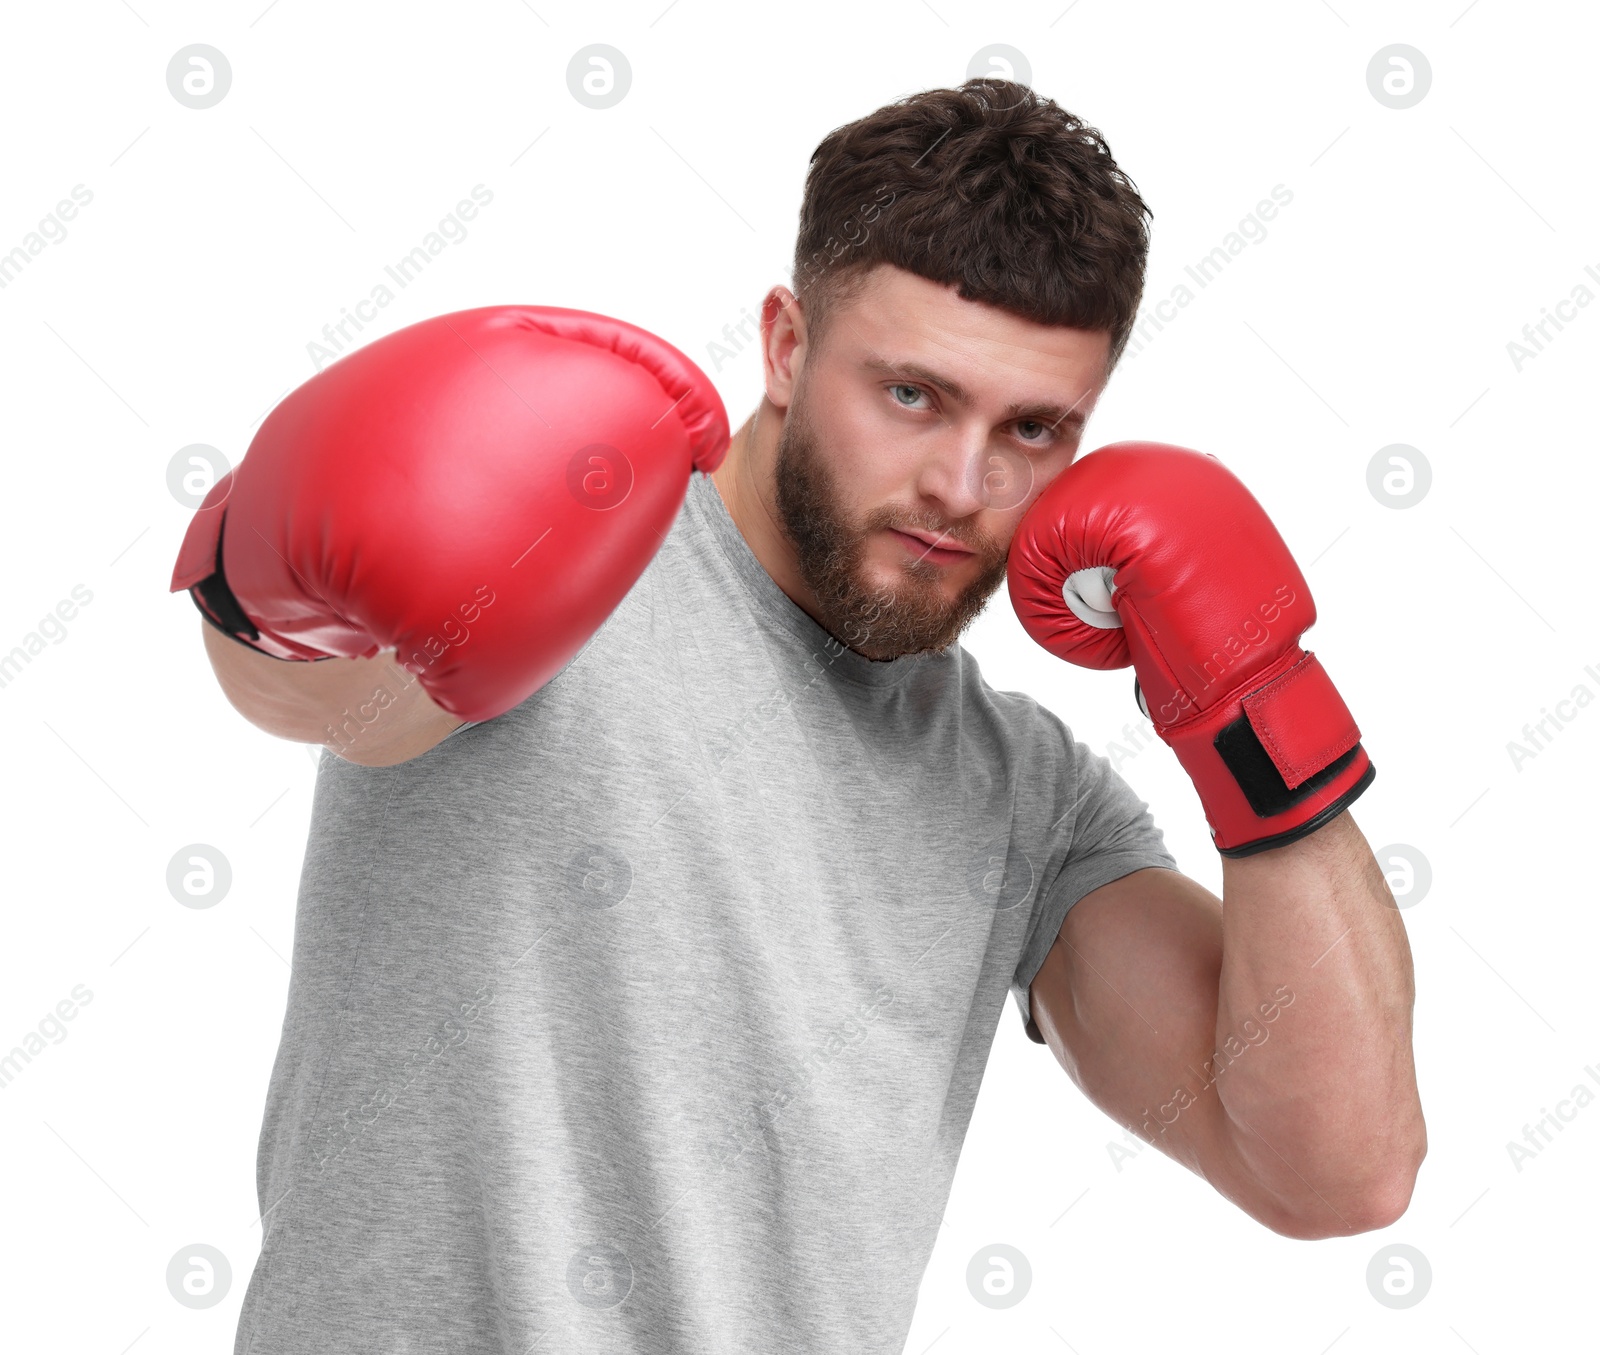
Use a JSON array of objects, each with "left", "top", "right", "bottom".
[{"left": 772, "top": 388, "right": 1011, "bottom": 661}]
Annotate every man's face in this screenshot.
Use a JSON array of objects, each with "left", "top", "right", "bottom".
[{"left": 770, "top": 265, "right": 1111, "bottom": 661}]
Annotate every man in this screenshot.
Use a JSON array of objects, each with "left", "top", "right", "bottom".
[{"left": 176, "top": 79, "right": 1424, "bottom": 1354}]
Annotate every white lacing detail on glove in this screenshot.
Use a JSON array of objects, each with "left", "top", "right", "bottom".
[{"left": 1060, "top": 565, "right": 1122, "bottom": 629}]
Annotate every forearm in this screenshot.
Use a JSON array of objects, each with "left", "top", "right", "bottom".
[{"left": 1211, "top": 811, "right": 1425, "bottom": 1235}]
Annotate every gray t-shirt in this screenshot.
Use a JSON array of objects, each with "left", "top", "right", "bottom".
[{"left": 236, "top": 470, "right": 1176, "bottom": 1354}]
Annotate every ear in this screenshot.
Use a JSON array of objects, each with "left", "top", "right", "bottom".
[{"left": 760, "top": 286, "right": 806, "bottom": 410}]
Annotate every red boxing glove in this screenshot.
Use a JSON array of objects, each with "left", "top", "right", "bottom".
[
  {"left": 1008, "top": 442, "right": 1373, "bottom": 857},
  {"left": 170, "top": 305, "right": 727, "bottom": 723}
]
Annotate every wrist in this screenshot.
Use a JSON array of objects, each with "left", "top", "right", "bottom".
[{"left": 1142, "top": 648, "right": 1375, "bottom": 856}]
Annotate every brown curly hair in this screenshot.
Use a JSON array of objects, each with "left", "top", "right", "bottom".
[{"left": 793, "top": 79, "right": 1152, "bottom": 372}]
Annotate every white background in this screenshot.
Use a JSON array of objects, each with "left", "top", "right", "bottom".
[{"left": 1, "top": 1, "right": 1595, "bottom": 1350}]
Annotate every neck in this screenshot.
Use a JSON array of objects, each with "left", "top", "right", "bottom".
[{"left": 710, "top": 401, "right": 817, "bottom": 620}]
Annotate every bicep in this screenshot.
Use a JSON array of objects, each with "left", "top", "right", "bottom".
[{"left": 1029, "top": 867, "right": 1294, "bottom": 1230}]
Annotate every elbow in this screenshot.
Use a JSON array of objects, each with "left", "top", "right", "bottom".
[
  {"left": 1260, "top": 1183, "right": 1415, "bottom": 1242},
  {"left": 1333, "top": 1162, "right": 1424, "bottom": 1238},
  {"left": 1358, "top": 1114, "right": 1430, "bottom": 1232},
  {"left": 1264, "top": 1123, "right": 1429, "bottom": 1241}
]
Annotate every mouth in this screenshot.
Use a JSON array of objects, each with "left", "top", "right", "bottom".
[{"left": 886, "top": 527, "right": 975, "bottom": 568}]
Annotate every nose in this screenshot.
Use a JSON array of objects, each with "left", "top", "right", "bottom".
[
  {"left": 914, "top": 426, "right": 1033, "bottom": 523},
  {"left": 913, "top": 424, "right": 996, "bottom": 522}
]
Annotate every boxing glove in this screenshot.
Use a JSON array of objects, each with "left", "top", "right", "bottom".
[
  {"left": 170, "top": 305, "right": 728, "bottom": 724},
  {"left": 1007, "top": 442, "right": 1373, "bottom": 857}
]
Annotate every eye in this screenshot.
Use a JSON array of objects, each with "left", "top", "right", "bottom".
[
  {"left": 888, "top": 383, "right": 929, "bottom": 410},
  {"left": 1014, "top": 418, "right": 1054, "bottom": 445}
]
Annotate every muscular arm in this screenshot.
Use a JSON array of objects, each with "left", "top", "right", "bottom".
[
  {"left": 200, "top": 621, "right": 464, "bottom": 766},
  {"left": 1029, "top": 812, "right": 1425, "bottom": 1240}
]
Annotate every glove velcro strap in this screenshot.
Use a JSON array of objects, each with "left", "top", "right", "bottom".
[{"left": 1214, "top": 651, "right": 1361, "bottom": 818}]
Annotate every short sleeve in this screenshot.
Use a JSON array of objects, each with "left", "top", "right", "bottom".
[{"left": 1010, "top": 729, "right": 1179, "bottom": 1044}]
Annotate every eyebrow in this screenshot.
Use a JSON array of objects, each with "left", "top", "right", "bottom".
[{"left": 862, "top": 357, "right": 1091, "bottom": 431}]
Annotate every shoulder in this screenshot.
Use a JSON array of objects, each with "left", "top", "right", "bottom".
[{"left": 948, "top": 644, "right": 1083, "bottom": 753}]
